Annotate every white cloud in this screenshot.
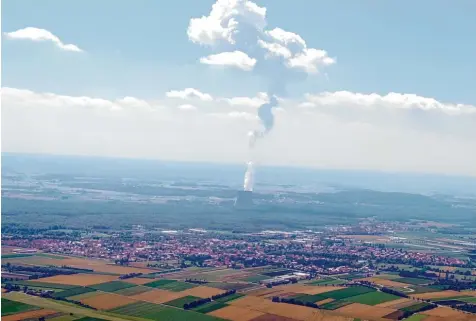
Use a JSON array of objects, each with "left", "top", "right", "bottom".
[
  {"left": 222, "top": 92, "right": 268, "bottom": 107},
  {"left": 188, "top": 1, "right": 334, "bottom": 75},
  {"left": 177, "top": 104, "right": 197, "bottom": 111},
  {"left": 166, "top": 88, "right": 213, "bottom": 101},
  {"left": 187, "top": 0, "right": 267, "bottom": 45},
  {"left": 199, "top": 51, "right": 257, "bottom": 71},
  {"left": 2, "top": 87, "right": 475, "bottom": 176},
  {"left": 4, "top": 27, "right": 83, "bottom": 52}
]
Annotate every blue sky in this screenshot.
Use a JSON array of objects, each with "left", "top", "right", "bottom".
[
  {"left": 3, "top": 0, "right": 476, "bottom": 103},
  {"left": 2, "top": 0, "right": 476, "bottom": 176}
]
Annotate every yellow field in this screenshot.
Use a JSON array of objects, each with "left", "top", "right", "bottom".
[
  {"left": 130, "top": 289, "right": 184, "bottom": 304},
  {"left": 229, "top": 295, "right": 352, "bottom": 321},
  {"left": 422, "top": 307, "right": 476, "bottom": 320},
  {"left": 413, "top": 290, "right": 464, "bottom": 300},
  {"left": 376, "top": 298, "right": 413, "bottom": 308},
  {"left": 209, "top": 305, "right": 265, "bottom": 321},
  {"left": 360, "top": 277, "right": 409, "bottom": 288},
  {"left": 2, "top": 309, "right": 58, "bottom": 321},
  {"left": 81, "top": 293, "right": 137, "bottom": 310},
  {"left": 337, "top": 303, "right": 397, "bottom": 320},
  {"left": 248, "top": 284, "right": 343, "bottom": 297},
  {"left": 178, "top": 285, "right": 225, "bottom": 298},
  {"left": 34, "top": 273, "right": 118, "bottom": 286},
  {"left": 316, "top": 298, "right": 334, "bottom": 305}
]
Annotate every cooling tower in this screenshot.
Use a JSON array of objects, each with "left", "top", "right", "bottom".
[{"left": 235, "top": 190, "right": 253, "bottom": 208}]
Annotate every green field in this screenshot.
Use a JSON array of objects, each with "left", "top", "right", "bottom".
[
  {"left": 90, "top": 281, "right": 136, "bottom": 292},
  {"left": 144, "top": 280, "right": 197, "bottom": 292},
  {"left": 321, "top": 286, "right": 376, "bottom": 300},
  {"left": 460, "top": 297, "right": 476, "bottom": 303},
  {"left": 1, "top": 298, "right": 40, "bottom": 316},
  {"left": 108, "top": 301, "right": 225, "bottom": 321},
  {"left": 346, "top": 292, "right": 400, "bottom": 306},
  {"left": 292, "top": 294, "right": 328, "bottom": 303},
  {"left": 307, "top": 278, "right": 347, "bottom": 286},
  {"left": 394, "top": 277, "right": 430, "bottom": 285},
  {"left": 75, "top": 318, "right": 109, "bottom": 321},
  {"left": 53, "top": 287, "right": 96, "bottom": 299},
  {"left": 213, "top": 293, "right": 244, "bottom": 303},
  {"left": 10, "top": 280, "right": 77, "bottom": 290},
  {"left": 49, "top": 315, "right": 82, "bottom": 321},
  {"left": 321, "top": 300, "right": 352, "bottom": 310},
  {"left": 144, "top": 279, "right": 177, "bottom": 288},
  {"left": 1, "top": 253, "right": 34, "bottom": 259},
  {"left": 401, "top": 302, "right": 433, "bottom": 313},
  {"left": 164, "top": 295, "right": 201, "bottom": 308},
  {"left": 403, "top": 314, "right": 427, "bottom": 321},
  {"left": 239, "top": 275, "right": 268, "bottom": 283},
  {"left": 341, "top": 274, "right": 365, "bottom": 280},
  {"left": 113, "top": 285, "right": 152, "bottom": 296},
  {"left": 193, "top": 302, "right": 228, "bottom": 314},
  {"left": 35, "top": 253, "right": 69, "bottom": 259}
]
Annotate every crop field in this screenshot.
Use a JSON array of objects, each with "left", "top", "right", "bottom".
[
  {"left": 35, "top": 274, "right": 119, "bottom": 286},
  {"left": 239, "top": 275, "right": 269, "bottom": 283},
  {"left": 193, "top": 302, "right": 227, "bottom": 314},
  {"left": 359, "top": 277, "right": 409, "bottom": 288},
  {"left": 421, "top": 306, "right": 475, "bottom": 320},
  {"left": 250, "top": 315, "right": 302, "bottom": 321},
  {"left": 375, "top": 298, "right": 414, "bottom": 308},
  {"left": 121, "top": 277, "right": 153, "bottom": 285},
  {"left": 319, "top": 286, "right": 376, "bottom": 300},
  {"left": 291, "top": 293, "right": 328, "bottom": 303},
  {"left": 207, "top": 282, "right": 256, "bottom": 291},
  {"left": 9, "top": 280, "right": 78, "bottom": 289},
  {"left": 145, "top": 280, "right": 197, "bottom": 292},
  {"left": 307, "top": 278, "right": 347, "bottom": 286},
  {"left": 164, "top": 295, "right": 201, "bottom": 308},
  {"left": 80, "top": 293, "right": 137, "bottom": 310},
  {"left": 345, "top": 291, "right": 401, "bottom": 305},
  {"left": 336, "top": 303, "right": 398, "bottom": 319},
  {"left": 113, "top": 285, "right": 152, "bottom": 296},
  {"left": 316, "top": 298, "right": 334, "bottom": 305},
  {"left": 413, "top": 290, "right": 464, "bottom": 300},
  {"left": 68, "top": 291, "right": 101, "bottom": 301},
  {"left": 401, "top": 302, "right": 434, "bottom": 313},
  {"left": 2, "top": 309, "right": 58, "bottom": 321},
  {"left": 394, "top": 277, "right": 431, "bottom": 285},
  {"left": 321, "top": 300, "right": 352, "bottom": 310},
  {"left": 214, "top": 293, "right": 244, "bottom": 303},
  {"left": 130, "top": 288, "right": 184, "bottom": 304},
  {"left": 179, "top": 285, "right": 225, "bottom": 298},
  {"left": 208, "top": 305, "right": 265, "bottom": 321},
  {"left": 404, "top": 315, "right": 427, "bottom": 321},
  {"left": 52, "top": 287, "right": 96, "bottom": 299},
  {"left": 108, "top": 301, "right": 225, "bottom": 321},
  {"left": 1, "top": 298, "right": 40, "bottom": 316},
  {"left": 90, "top": 281, "right": 135, "bottom": 292}
]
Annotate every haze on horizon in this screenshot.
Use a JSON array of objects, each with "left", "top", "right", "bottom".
[{"left": 2, "top": 0, "right": 476, "bottom": 177}]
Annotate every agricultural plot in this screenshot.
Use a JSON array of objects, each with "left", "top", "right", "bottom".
[
  {"left": 146, "top": 280, "right": 197, "bottom": 292},
  {"left": 193, "top": 302, "right": 227, "bottom": 314},
  {"left": 401, "top": 302, "right": 434, "bottom": 313},
  {"left": 109, "top": 301, "right": 225, "bottom": 321},
  {"left": 208, "top": 305, "right": 265, "bottom": 321},
  {"left": 214, "top": 293, "right": 244, "bottom": 303},
  {"left": 130, "top": 289, "right": 184, "bottom": 304},
  {"left": 52, "top": 287, "right": 96, "bottom": 299},
  {"left": 144, "top": 279, "right": 177, "bottom": 288},
  {"left": 113, "top": 285, "right": 152, "bottom": 296},
  {"left": 239, "top": 275, "right": 269, "bottom": 283},
  {"left": 320, "top": 286, "right": 376, "bottom": 300},
  {"left": 121, "top": 277, "right": 153, "bottom": 285},
  {"left": 321, "top": 300, "right": 351, "bottom": 310},
  {"left": 394, "top": 277, "right": 431, "bottom": 285},
  {"left": 207, "top": 282, "right": 255, "bottom": 291},
  {"left": 336, "top": 303, "right": 398, "bottom": 320},
  {"left": 403, "top": 315, "right": 426, "bottom": 321},
  {"left": 180, "top": 286, "right": 225, "bottom": 298},
  {"left": 307, "top": 278, "right": 346, "bottom": 286},
  {"left": 89, "top": 281, "right": 135, "bottom": 292},
  {"left": 359, "top": 277, "right": 408, "bottom": 288},
  {"left": 9, "top": 280, "right": 77, "bottom": 289},
  {"left": 345, "top": 291, "right": 401, "bottom": 306},
  {"left": 34, "top": 274, "right": 118, "bottom": 286},
  {"left": 1, "top": 298, "right": 40, "bottom": 316},
  {"left": 413, "top": 290, "right": 464, "bottom": 300},
  {"left": 2, "top": 309, "right": 58, "bottom": 321},
  {"left": 80, "top": 293, "right": 137, "bottom": 310},
  {"left": 261, "top": 269, "right": 293, "bottom": 277},
  {"left": 164, "top": 295, "right": 201, "bottom": 308},
  {"left": 75, "top": 318, "right": 109, "bottom": 321},
  {"left": 291, "top": 293, "right": 328, "bottom": 303}
]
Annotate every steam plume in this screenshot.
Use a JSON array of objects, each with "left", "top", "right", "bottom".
[{"left": 243, "top": 161, "right": 254, "bottom": 191}]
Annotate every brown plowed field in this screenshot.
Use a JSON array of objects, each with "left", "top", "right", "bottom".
[
  {"left": 130, "top": 289, "right": 185, "bottom": 304},
  {"left": 375, "top": 298, "right": 412, "bottom": 308},
  {"left": 360, "top": 277, "right": 409, "bottom": 288},
  {"left": 337, "top": 303, "right": 397, "bottom": 320},
  {"left": 413, "top": 290, "right": 464, "bottom": 300},
  {"left": 209, "top": 305, "right": 265, "bottom": 321},
  {"left": 80, "top": 293, "right": 137, "bottom": 310},
  {"left": 422, "top": 306, "right": 476, "bottom": 320},
  {"left": 178, "top": 285, "right": 225, "bottom": 298},
  {"left": 2, "top": 309, "right": 57, "bottom": 321},
  {"left": 33, "top": 274, "right": 118, "bottom": 286}
]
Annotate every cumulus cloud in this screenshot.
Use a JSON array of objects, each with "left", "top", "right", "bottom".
[
  {"left": 4, "top": 27, "right": 83, "bottom": 52},
  {"left": 2, "top": 87, "right": 475, "bottom": 176},
  {"left": 187, "top": 0, "right": 334, "bottom": 77},
  {"left": 166, "top": 88, "right": 213, "bottom": 101},
  {"left": 199, "top": 51, "right": 257, "bottom": 71},
  {"left": 221, "top": 92, "right": 268, "bottom": 108}
]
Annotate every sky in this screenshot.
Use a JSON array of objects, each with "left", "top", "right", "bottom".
[{"left": 2, "top": 0, "right": 476, "bottom": 176}]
